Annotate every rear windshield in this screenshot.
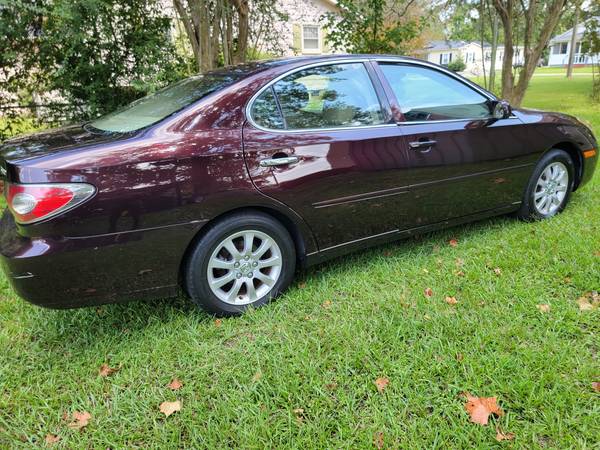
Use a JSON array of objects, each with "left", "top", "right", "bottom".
[{"left": 89, "top": 71, "right": 248, "bottom": 133}]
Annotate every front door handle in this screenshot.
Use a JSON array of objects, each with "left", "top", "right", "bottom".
[
  {"left": 259, "top": 156, "right": 300, "bottom": 167},
  {"left": 409, "top": 140, "right": 437, "bottom": 149}
]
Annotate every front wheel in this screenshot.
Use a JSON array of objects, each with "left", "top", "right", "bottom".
[
  {"left": 184, "top": 211, "right": 296, "bottom": 316},
  {"left": 517, "top": 149, "right": 575, "bottom": 220}
]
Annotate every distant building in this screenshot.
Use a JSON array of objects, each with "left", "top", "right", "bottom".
[
  {"left": 548, "top": 18, "right": 600, "bottom": 67},
  {"left": 417, "top": 40, "right": 525, "bottom": 75}
]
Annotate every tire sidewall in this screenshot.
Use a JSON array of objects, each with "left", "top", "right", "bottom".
[
  {"left": 521, "top": 149, "right": 575, "bottom": 220},
  {"left": 185, "top": 213, "right": 296, "bottom": 316}
]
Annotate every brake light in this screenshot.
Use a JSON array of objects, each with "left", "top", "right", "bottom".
[{"left": 5, "top": 182, "right": 96, "bottom": 224}]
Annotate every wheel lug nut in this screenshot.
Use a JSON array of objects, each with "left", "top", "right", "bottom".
[
  {"left": 234, "top": 262, "right": 239, "bottom": 268},
  {"left": 252, "top": 261, "right": 258, "bottom": 267},
  {"left": 244, "top": 255, "right": 250, "bottom": 260},
  {"left": 236, "top": 272, "right": 242, "bottom": 278},
  {"left": 247, "top": 272, "right": 253, "bottom": 278}
]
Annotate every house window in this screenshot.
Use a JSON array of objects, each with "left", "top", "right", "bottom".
[
  {"left": 440, "top": 53, "right": 452, "bottom": 65},
  {"left": 560, "top": 43, "right": 568, "bottom": 54},
  {"left": 576, "top": 42, "right": 582, "bottom": 54},
  {"left": 498, "top": 52, "right": 503, "bottom": 61},
  {"left": 302, "top": 25, "right": 319, "bottom": 51}
]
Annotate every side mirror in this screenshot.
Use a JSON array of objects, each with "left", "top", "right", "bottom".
[{"left": 491, "top": 100, "right": 511, "bottom": 120}]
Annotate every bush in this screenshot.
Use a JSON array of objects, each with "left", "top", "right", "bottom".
[{"left": 447, "top": 56, "right": 466, "bottom": 72}]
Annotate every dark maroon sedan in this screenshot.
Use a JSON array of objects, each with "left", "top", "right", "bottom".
[{"left": 0, "top": 55, "right": 597, "bottom": 315}]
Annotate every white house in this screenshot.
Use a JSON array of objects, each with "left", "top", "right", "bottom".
[
  {"left": 548, "top": 17, "right": 599, "bottom": 66},
  {"left": 418, "top": 40, "right": 525, "bottom": 75}
]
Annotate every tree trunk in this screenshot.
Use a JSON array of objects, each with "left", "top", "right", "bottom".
[
  {"left": 493, "top": 0, "right": 568, "bottom": 106},
  {"left": 566, "top": 4, "right": 580, "bottom": 79},
  {"left": 480, "top": 0, "right": 487, "bottom": 88},
  {"left": 489, "top": 13, "right": 499, "bottom": 91}
]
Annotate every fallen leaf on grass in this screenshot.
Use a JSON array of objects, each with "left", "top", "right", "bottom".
[
  {"left": 536, "top": 304, "right": 550, "bottom": 313},
  {"left": 298, "top": 282, "right": 306, "bottom": 289},
  {"left": 373, "top": 431, "right": 384, "bottom": 449},
  {"left": 214, "top": 319, "right": 222, "bottom": 327},
  {"left": 594, "top": 250, "right": 600, "bottom": 257},
  {"left": 374, "top": 377, "right": 390, "bottom": 393},
  {"left": 463, "top": 393, "right": 504, "bottom": 425},
  {"left": 252, "top": 371, "right": 262, "bottom": 382},
  {"left": 98, "top": 363, "right": 117, "bottom": 377},
  {"left": 455, "top": 270, "right": 465, "bottom": 277},
  {"left": 325, "top": 382, "right": 338, "bottom": 391},
  {"left": 445, "top": 296, "right": 458, "bottom": 305},
  {"left": 424, "top": 287, "right": 433, "bottom": 298},
  {"left": 592, "top": 381, "right": 600, "bottom": 392},
  {"left": 493, "top": 267, "right": 502, "bottom": 276},
  {"left": 293, "top": 408, "right": 305, "bottom": 422},
  {"left": 67, "top": 411, "right": 91, "bottom": 430},
  {"left": 576, "top": 291, "right": 599, "bottom": 311},
  {"left": 455, "top": 258, "right": 464, "bottom": 267},
  {"left": 322, "top": 300, "right": 332, "bottom": 308},
  {"left": 159, "top": 400, "right": 181, "bottom": 417},
  {"left": 449, "top": 238, "right": 458, "bottom": 247},
  {"left": 167, "top": 378, "right": 183, "bottom": 390},
  {"left": 456, "top": 353, "right": 464, "bottom": 362},
  {"left": 496, "top": 427, "right": 515, "bottom": 441},
  {"left": 45, "top": 434, "right": 60, "bottom": 445}
]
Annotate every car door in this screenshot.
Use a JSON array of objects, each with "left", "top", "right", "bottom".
[
  {"left": 376, "top": 62, "right": 534, "bottom": 226},
  {"left": 242, "top": 61, "right": 412, "bottom": 251}
]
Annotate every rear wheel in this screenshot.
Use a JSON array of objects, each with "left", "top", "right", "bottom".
[
  {"left": 185, "top": 211, "right": 296, "bottom": 316},
  {"left": 517, "top": 149, "right": 575, "bottom": 220}
]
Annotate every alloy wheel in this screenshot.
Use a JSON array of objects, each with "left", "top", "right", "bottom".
[
  {"left": 533, "top": 161, "right": 569, "bottom": 215},
  {"left": 206, "top": 230, "right": 282, "bottom": 305}
]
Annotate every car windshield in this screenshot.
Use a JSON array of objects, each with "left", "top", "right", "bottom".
[{"left": 89, "top": 71, "right": 247, "bottom": 133}]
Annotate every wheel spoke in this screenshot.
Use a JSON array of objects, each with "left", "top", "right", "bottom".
[
  {"left": 210, "top": 271, "right": 235, "bottom": 289},
  {"left": 223, "top": 239, "right": 241, "bottom": 259},
  {"left": 242, "top": 232, "right": 254, "bottom": 255},
  {"left": 253, "top": 238, "right": 272, "bottom": 259},
  {"left": 257, "top": 255, "right": 281, "bottom": 269},
  {"left": 254, "top": 270, "right": 276, "bottom": 287},
  {"left": 225, "top": 279, "right": 244, "bottom": 303},
  {"left": 245, "top": 280, "right": 258, "bottom": 302},
  {"left": 210, "top": 258, "right": 235, "bottom": 270},
  {"left": 534, "top": 190, "right": 546, "bottom": 200}
]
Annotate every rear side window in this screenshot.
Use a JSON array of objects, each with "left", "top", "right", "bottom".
[
  {"left": 251, "top": 63, "right": 385, "bottom": 130},
  {"left": 379, "top": 64, "right": 491, "bottom": 122},
  {"left": 250, "top": 87, "right": 285, "bottom": 130}
]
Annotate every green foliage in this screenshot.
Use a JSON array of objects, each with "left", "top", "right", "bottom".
[
  {"left": 0, "top": 0, "right": 189, "bottom": 140},
  {"left": 322, "top": 0, "right": 420, "bottom": 54},
  {"left": 447, "top": 56, "right": 466, "bottom": 72}
]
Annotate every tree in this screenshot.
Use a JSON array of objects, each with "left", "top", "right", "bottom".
[
  {"left": 447, "top": 55, "right": 467, "bottom": 72},
  {"left": 172, "top": 0, "right": 287, "bottom": 72},
  {"left": 492, "top": 0, "right": 569, "bottom": 106},
  {"left": 0, "top": 0, "right": 185, "bottom": 139},
  {"left": 322, "top": 0, "right": 422, "bottom": 54},
  {"left": 566, "top": 1, "right": 582, "bottom": 79}
]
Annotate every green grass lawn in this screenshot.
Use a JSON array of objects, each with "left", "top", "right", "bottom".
[{"left": 1, "top": 75, "right": 599, "bottom": 448}]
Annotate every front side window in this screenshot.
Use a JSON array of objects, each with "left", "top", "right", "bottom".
[
  {"left": 302, "top": 25, "right": 319, "bottom": 51},
  {"left": 268, "top": 63, "right": 385, "bottom": 130},
  {"left": 380, "top": 64, "right": 491, "bottom": 122}
]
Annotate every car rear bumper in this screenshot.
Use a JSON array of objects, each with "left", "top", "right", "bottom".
[{"left": 0, "top": 210, "right": 206, "bottom": 308}]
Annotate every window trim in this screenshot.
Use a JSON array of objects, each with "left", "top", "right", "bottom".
[
  {"left": 245, "top": 57, "right": 500, "bottom": 133},
  {"left": 246, "top": 59, "right": 394, "bottom": 133},
  {"left": 301, "top": 24, "right": 321, "bottom": 54}
]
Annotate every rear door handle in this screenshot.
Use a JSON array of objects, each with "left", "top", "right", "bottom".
[
  {"left": 259, "top": 156, "right": 299, "bottom": 167},
  {"left": 409, "top": 140, "right": 437, "bottom": 149}
]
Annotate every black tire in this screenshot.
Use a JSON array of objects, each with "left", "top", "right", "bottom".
[
  {"left": 517, "top": 149, "right": 575, "bottom": 221},
  {"left": 184, "top": 211, "right": 296, "bottom": 316}
]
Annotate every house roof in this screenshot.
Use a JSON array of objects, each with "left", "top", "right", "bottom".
[
  {"left": 550, "top": 17, "right": 600, "bottom": 44},
  {"left": 424, "top": 40, "right": 492, "bottom": 51}
]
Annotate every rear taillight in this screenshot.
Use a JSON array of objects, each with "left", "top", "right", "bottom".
[{"left": 5, "top": 182, "right": 95, "bottom": 224}]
